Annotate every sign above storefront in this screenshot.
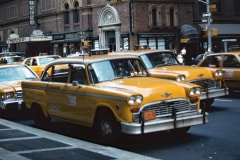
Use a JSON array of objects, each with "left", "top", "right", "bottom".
[{"left": 29, "top": 0, "right": 35, "bottom": 25}]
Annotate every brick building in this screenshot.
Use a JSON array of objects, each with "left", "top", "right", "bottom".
[{"left": 0, "top": 0, "right": 239, "bottom": 61}]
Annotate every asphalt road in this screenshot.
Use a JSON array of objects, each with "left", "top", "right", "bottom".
[
  {"left": 115, "top": 96, "right": 240, "bottom": 160},
  {"left": 1, "top": 95, "right": 240, "bottom": 160}
]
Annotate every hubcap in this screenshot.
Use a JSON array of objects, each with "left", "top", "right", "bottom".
[{"left": 101, "top": 121, "right": 112, "bottom": 136}]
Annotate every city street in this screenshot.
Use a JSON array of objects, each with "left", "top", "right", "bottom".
[{"left": 1, "top": 95, "right": 240, "bottom": 160}]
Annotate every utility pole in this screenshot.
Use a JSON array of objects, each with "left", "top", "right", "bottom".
[{"left": 199, "top": 0, "right": 212, "bottom": 53}]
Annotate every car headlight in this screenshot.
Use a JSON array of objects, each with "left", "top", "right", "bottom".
[
  {"left": 0, "top": 93, "right": 4, "bottom": 100},
  {"left": 214, "top": 70, "right": 223, "bottom": 77},
  {"left": 128, "top": 95, "right": 143, "bottom": 105},
  {"left": 0, "top": 92, "right": 15, "bottom": 100},
  {"left": 176, "top": 75, "right": 186, "bottom": 82},
  {"left": 6, "top": 92, "right": 15, "bottom": 99},
  {"left": 189, "top": 88, "right": 202, "bottom": 96}
]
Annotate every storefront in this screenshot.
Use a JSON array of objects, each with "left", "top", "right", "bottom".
[
  {"left": 51, "top": 30, "right": 93, "bottom": 57},
  {"left": 7, "top": 30, "right": 52, "bottom": 57},
  {"left": 199, "top": 23, "right": 240, "bottom": 53}
]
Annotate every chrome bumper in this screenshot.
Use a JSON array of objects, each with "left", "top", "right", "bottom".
[
  {"left": 0, "top": 99, "right": 23, "bottom": 110},
  {"left": 121, "top": 112, "right": 208, "bottom": 135},
  {"left": 200, "top": 87, "right": 229, "bottom": 100}
]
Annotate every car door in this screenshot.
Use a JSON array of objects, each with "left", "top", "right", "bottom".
[
  {"left": 62, "top": 64, "right": 88, "bottom": 125},
  {"left": 43, "top": 63, "right": 87, "bottom": 125},
  {"left": 222, "top": 54, "right": 240, "bottom": 89},
  {"left": 42, "top": 63, "right": 69, "bottom": 119}
]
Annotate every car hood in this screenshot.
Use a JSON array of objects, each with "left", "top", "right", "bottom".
[
  {"left": 0, "top": 81, "right": 21, "bottom": 91},
  {"left": 97, "top": 77, "right": 187, "bottom": 101},
  {"left": 149, "top": 65, "right": 213, "bottom": 81}
]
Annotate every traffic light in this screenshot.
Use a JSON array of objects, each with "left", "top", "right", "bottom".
[
  {"left": 81, "top": 40, "right": 92, "bottom": 47},
  {"left": 210, "top": 4, "right": 217, "bottom": 12},
  {"left": 201, "top": 28, "right": 218, "bottom": 37}
]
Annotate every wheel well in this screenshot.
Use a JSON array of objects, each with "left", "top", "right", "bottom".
[
  {"left": 31, "top": 102, "right": 48, "bottom": 117},
  {"left": 94, "top": 107, "right": 116, "bottom": 126}
]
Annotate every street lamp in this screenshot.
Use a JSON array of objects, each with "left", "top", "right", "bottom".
[{"left": 198, "top": 0, "right": 212, "bottom": 53}]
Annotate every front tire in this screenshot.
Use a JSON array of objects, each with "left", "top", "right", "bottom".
[{"left": 94, "top": 109, "right": 120, "bottom": 144}]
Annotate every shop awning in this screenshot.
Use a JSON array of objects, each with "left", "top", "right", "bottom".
[
  {"left": 180, "top": 24, "right": 199, "bottom": 38},
  {"left": 199, "top": 24, "right": 240, "bottom": 35}
]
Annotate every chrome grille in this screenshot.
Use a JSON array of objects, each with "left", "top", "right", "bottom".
[
  {"left": 190, "top": 79, "right": 216, "bottom": 90},
  {"left": 16, "top": 90, "right": 22, "bottom": 99},
  {"left": 142, "top": 100, "right": 194, "bottom": 117}
]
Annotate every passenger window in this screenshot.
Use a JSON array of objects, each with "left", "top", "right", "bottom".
[
  {"left": 44, "top": 64, "right": 69, "bottom": 83},
  {"left": 223, "top": 55, "right": 240, "bottom": 68},
  {"left": 71, "top": 67, "right": 87, "bottom": 84},
  {"left": 32, "top": 59, "right": 37, "bottom": 66},
  {"left": 201, "top": 56, "right": 219, "bottom": 68}
]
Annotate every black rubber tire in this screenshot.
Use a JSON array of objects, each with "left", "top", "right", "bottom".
[
  {"left": 94, "top": 109, "right": 121, "bottom": 145},
  {"left": 32, "top": 104, "right": 50, "bottom": 129},
  {"left": 201, "top": 98, "right": 214, "bottom": 109},
  {"left": 170, "top": 127, "right": 190, "bottom": 134}
]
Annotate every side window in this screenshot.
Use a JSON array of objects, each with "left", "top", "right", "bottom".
[
  {"left": 32, "top": 59, "right": 37, "bottom": 66},
  {"left": 42, "top": 64, "right": 69, "bottom": 83},
  {"left": 223, "top": 55, "right": 240, "bottom": 68},
  {"left": 201, "top": 56, "right": 220, "bottom": 68},
  {"left": 71, "top": 66, "right": 87, "bottom": 84},
  {"left": 25, "top": 58, "right": 31, "bottom": 66}
]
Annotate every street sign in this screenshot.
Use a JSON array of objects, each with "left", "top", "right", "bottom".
[
  {"left": 29, "top": 0, "right": 35, "bottom": 25},
  {"left": 202, "top": 12, "right": 211, "bottom": 17}
]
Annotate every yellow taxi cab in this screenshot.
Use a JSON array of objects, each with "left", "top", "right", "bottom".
[
  {"left": 21, "top": 54, "right": 207, "bottom": 144},
  {"left": 22, "top": 55, "right": 61, "bottom": 76},
  {"left": 111, "top": 50, "right": 229, "bottom": 107},
  {"left": 197, "top": 52, "right": 240, "bottom": 94},
  {"left": 0, "top": 64, "right": 38, "bottom": 111}
]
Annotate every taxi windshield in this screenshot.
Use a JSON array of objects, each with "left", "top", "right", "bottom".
[
  {"left": 88, "top": 58, "right": 148, "bottom": 83},
  {"left": 140, "top": 52, "right": 179, "bottom": 69},
  {"left": 0, "top": 66, "right": 37, "bottom": 82},
  {"left": 39, "top": 56, "right": 60, "bottom": 65}
]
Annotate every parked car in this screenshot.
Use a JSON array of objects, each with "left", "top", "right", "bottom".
[
  {"left": 111, "top": 50, "right": 229, "bottom": 107},
  {"left": 197, "top": 52, "right": 240, "bottom": 94},
  {"left": 0, "top": 55, "right": 24, "bottom": 64},
  {"left": 22, "top": 55, "right": 61, "bottom": 76},
  {"left": 21, "top": 55, "right": 207, "bottom": 144},
  {"left": 0, "top": 64, "right": 38, "bottom": 111}
]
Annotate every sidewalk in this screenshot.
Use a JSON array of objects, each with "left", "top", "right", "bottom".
[{"left": 0, "top": 118, "right": 158, "bottom": 160}]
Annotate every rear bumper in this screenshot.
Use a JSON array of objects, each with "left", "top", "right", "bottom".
[
  {"left": 121, "top": 112, "right": 208, "bottom": 135},
  {"left": 200, "top": 87, "right": 229, "bottom": 100}
]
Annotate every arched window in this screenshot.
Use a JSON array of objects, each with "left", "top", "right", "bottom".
[
  {"left": 152, "top": 8, "right": 157, "bottom": 26},
  {"left": 73, "top": 2, "right": 80, "bottom": 23},
  {"left": 169, "top": 8, "right": 174, "bottom": 26},
  {"left": 64, "top": 3, "right": 70, "bottom": 25}
]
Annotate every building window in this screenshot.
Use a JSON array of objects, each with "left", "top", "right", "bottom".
[
  {"left": 157, "top": 38, "right": 165, "bottom": 49},
  {"left": 7, "top": 5, "right": 17, "bottom": 19},
  {"left": 152, "top": 8, "right": 157, "bottom": 26},
  {"left": 169, "top": 8, "right": 174, "bottom": 26},
  {"left": 73, "top": 2, "right": 80, "bottom": 23},
  {"left": 121, "top": 37, "right": 129, "bottom": 50},
  {"left": 42, "top": 0, "right": 56, "bottom": 11},
  {"left": 149, "top": 38, "right": 156, "bottom": 50},
  {"left": 64, "top": 3, "right": 70, "bottom": 25},
  {"left": 234, "top": 0, "right": 240, "bottom": 16}
]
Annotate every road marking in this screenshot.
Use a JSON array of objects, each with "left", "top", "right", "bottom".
[{"left": 215, "top": 99, "right": 232, "bottom": 102}]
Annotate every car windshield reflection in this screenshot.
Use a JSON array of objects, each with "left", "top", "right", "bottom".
[
  {"left": 88, "top": 58, "right": 148, "bottom": 83},
  {"left": 140, "top": 52, "right": 179, "bottom": 69},
  {"left": 0, "top": 66, "right": 37, "bottom": 82}
]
